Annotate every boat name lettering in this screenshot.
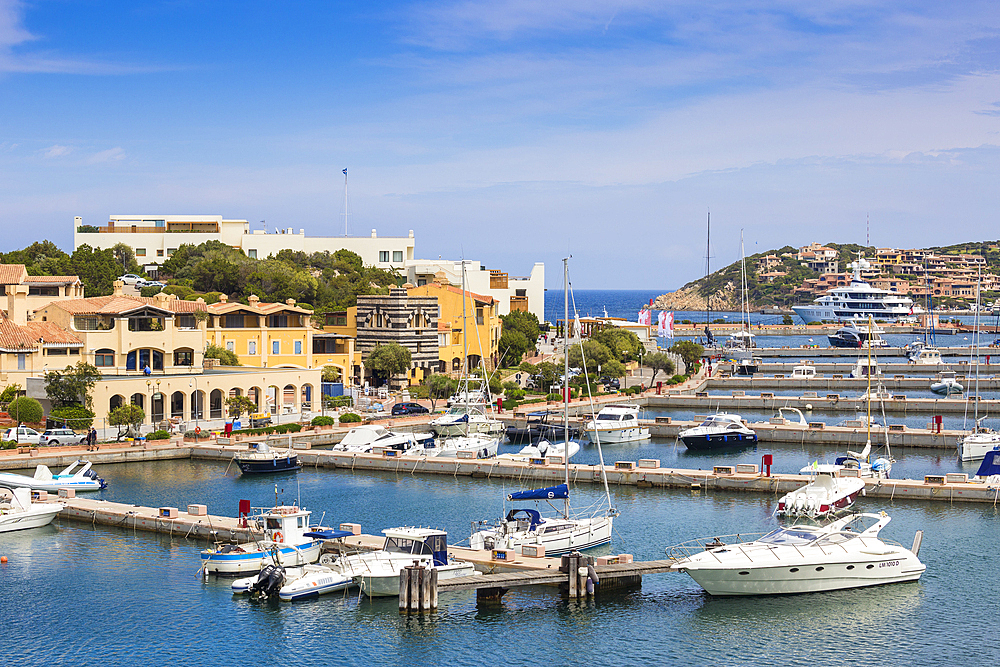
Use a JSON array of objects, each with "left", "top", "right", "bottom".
[{"left": 879, "top": 560, "right": 899, "bottom": 568}]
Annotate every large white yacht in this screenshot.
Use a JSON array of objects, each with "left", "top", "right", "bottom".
[{"left": 792, "top": 255, "right": 920, "bottom": 323}]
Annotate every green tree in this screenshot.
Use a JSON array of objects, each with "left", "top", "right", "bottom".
[
  {"left": 644, "top": 352, "right": 676, "bottom": 386},
  {"left": 567, "top": 339, "right": 624, "bottom": 379},
  {"left": 205, "top": 343, "right": 240, "bottom": 366},
  {"left": 108, "top": 404, "right": 145, "bottom": 441},
  {"left": 111, "top": 243, "right": 143, "bottom": 276},
  {"left": 226, "top": 395, "right": 256, "bottom": 419},
  {"left": 8, "top": 396, "right": 43, "bottom": 432},
  {"left": 425, "top": 373, "right": 457, "bottom": 412},
  {"left": 534, "top": 361, "right": 562, "bottom": 393},
  {"left": 0, "top": 383, "right": 21, "bottom": 404},
  {"left": 49, "top": 405, "right": 95, "bottom": 429},
  {"left": 69, "top": 244, "right": 120, "bottom": 296},
  {"left": 321, "top": 365, "right": 341, "bottom": 382},
  {"left": 591, "top": 326, "right": 642, "bottom": 362},
  {"left": 498, "top": 330, "right": 530, "bottom": 367},
  {"left": 367, "top": 342, "right": 412, "bottom": 386},
  {"left": 669, "top": 340, "right": 705, "bottom": 368},
  {"left": 44, "top": 362, "right": 102, "bottom": 410}
]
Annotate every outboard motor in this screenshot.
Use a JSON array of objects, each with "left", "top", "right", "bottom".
[{"left": 248, "top": 564, "right": 285, "bottom": 598}]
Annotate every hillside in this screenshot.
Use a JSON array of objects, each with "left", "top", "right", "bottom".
[{"left": 652, "top": 240, "right": 1000, "bottom": 312}]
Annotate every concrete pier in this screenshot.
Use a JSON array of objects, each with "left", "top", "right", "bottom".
[{"left": 645, "top": 393, "right": 998, "bottom": 415}]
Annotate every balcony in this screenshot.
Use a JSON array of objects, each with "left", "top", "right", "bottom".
[
  {"left": 489, "top": 270, "right": 509, "bottom": 289},
  {"left": 509, "top": 296, "right": 529, "bottom": 312}
]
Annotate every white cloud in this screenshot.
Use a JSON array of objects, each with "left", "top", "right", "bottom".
[
  {"left": 86, "top": 147, "right": 125, "bottom": 164},
  {"left": 42, "top": 144, "right": 72, "bottom": 158}
]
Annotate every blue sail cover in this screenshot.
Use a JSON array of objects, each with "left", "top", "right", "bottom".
[
  {"left": 507, "top": 483, "right": 569, "bottom": 501},
  {"left": 976, "top": 450, "right": 1000, "bottom": 478}
]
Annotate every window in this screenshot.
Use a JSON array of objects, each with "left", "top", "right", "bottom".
[
  {"left": 226, "top": 341, "right": 235, "bottom": 352},
  {"left": 224, "top": 314, "right": 244, "bottom": 328},
  {"left": 18, "top": 353, "right": 25, "bottom": 370},
  {"left": 154, "top": 220, "right": 165, "bottom": 228},
  {"left": 294, "top": 340, "right": 302, "bottom": 355},
  {"left": 173, "top": 349, "right": 194, "bottom": 366},
  {"left": 272, "top": 340, "right": 280, "bottom": 354},
  {"left": 157, "top": 250, "right": 164, "bottom": 257},
  {"left": 379, "top": 250, "right": 389, "bottom": 263},
  {"left": 176, "top": 315, "right": 196, "bottom": 328},
  {"left": 28, "top": 286, "right": 59, "bottom": 296},
  {"left": 247, "top": 249, "right": 257, "bottom": 259},
  {"left": 439, "top": 334, "right": 448, "bottom": 347},
  {"left": 268, "top": 315, "right": 288, "bottom": 328},
  {"left": 95, "top": 350, "right": 115, "bottom": 367},
  {"left": 417, "top": 278, "right": 427, "bottom": 286},
  {"left": 248, "top": 340, "right": 257, "bottom": 355},
  {"left": 476, "top": 308, "right": 484, "bottom": 325},
  {"left": 393, "top": 250, "right": 403, "bottom": 263},
  {"left": 167, "top": 248, "right": 177, "bottom": 256},
  {"left": 136, "top": 248, "right": 146, "bottom": 257},
  {"left": 46, "top": 348, "right": 68, "bottom": 355}
]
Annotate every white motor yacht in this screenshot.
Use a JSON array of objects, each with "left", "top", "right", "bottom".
[
  {"left": 0, "top": 487, "right": 64, "bottom": 533},
  {"left": 429, "top": 404, "right": 504, "bottom": 437},
  {"left": 776, "top": 464, "right": 867, "bottom": 518},
  {"left": 401, "top": 432, "right": 500, "bottom": 459},
  {"left": 909, "top": 346, "right": 944, "bottom": 365},
  {"left": 0, "top": 460, "right": 106, "bottom": 493},
  {"left": 332, "top": 424, "right": 433, "bottom": 453},
  {"left": 667, "top": 512, "right": 926, "bottom": 596},
  {"left": 354, "top": 528, "right": 479, "bottom": 597},
  {"left": 496, "top": 439, "right": 581, "bottom": 462},
  {"left": 792, "top": 255, "right": 920, "bottom": 323},
  {"left": 957, "top": 417, "right": 1000, "bottom": 462},
  {"left": 828, "top": 322, "right": 889, "bottom": 348},
  {"left": 582, "top": 404, "right": 650, "bottom": 443},
  {"left": 200, "top": 504, "right": 323, "bottom": 575},
  {"left": 791, "top": 365, "right": 817, "bottom": 380},
  {"left": 678, "top": 414, "right": 758, "bottom": 451}
]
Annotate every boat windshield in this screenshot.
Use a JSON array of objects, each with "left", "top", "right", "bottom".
[
  {"left": 758, "top": 528, "right": 820, "bottom": 546},
  {"left": 597, "top": 414, "right": 623, "bottom": 421},
  {"left": 812, "top": 531, "right": 858, "bottom": 547},
  {"left": 446, "top": 406, "right": 469, "bottom": 416},
  {"left": 701, "top": 417, "right": 735, "bottom": 428},
  {"left": 383, "top": 537, "right": 433, "bottom": 555}
]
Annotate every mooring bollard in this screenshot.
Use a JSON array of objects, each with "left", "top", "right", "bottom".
[{"left": 399, "top": 562, "right": 438, "bottom": 613}]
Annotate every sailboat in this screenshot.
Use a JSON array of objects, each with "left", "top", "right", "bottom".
[
  {"left": 701, "top": 211, "right": 718, "bottom": 349},
  {"left": 836, "top": 316, "right": 893, "bottom": 479},
  {"left": 728, "top": 229, "right": 758, "bottom": 371},
  {"left": 957, "top": 269, "right": 1000, "bottom": 461},
  {"left": 909, "top": 260, "right": 944, "bottom": 365},
  {"left": 469, "top": 258, "right": 618, "bottom": 555},
  {"left": 407, "top": 260, "right": 501, "bottom": 459}
]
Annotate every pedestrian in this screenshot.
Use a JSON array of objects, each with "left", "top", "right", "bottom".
[{"left": 91, "top": 427, "right": 99, "bottom": 451}]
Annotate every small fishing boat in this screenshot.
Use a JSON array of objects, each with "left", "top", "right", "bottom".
[
  {"left": 200, "top": 504, "right": 323, "bottom": 575},
  {"left": 582, "top": 404, "right": 650, "bottom": 443},
  {"left": 791, "top": 364, "right": 817, "bottom": 380},
  {"left": 234, "top": 441, "right": 300, "bottom": 474},
  {"left": 666, "top": 512, "right": 925, "bottom": 596},
  {"left": 678, "top": 414, "right": 758, "bottom": 451},
  {"left": 0, "top": 460, "right": 106, "bottom": 493},
  {"left": 0, "top": 487, "right": 64, "bottom": 533},
  {"left": 776, "top": 464, "right": 867, "bottom": 518}
]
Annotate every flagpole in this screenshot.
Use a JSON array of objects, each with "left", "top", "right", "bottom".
[{"left": 342, "top": 167, "right": 349, "bottom": 236}]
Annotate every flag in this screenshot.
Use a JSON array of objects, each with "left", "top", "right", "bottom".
[
  {"left": 657, "top": 311, "right": 666, "bottom": 337},
  {"left": 665, "top": 312, "right": 675, "bottom": 339},
  {"left": 343, "top": 168, "right": 348, "bottom": 176},
  {"left": 638, "top": 308, "right": 651, "bottom": 326}
]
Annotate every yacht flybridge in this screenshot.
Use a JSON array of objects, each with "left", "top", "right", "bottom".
[{"left": 793, "top": 255, "right": 920, "bottom": 323}]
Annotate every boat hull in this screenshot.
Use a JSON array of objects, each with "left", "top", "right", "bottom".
[
  {"left": 474, "top": 515, "right": 615, "bottom": 556},
  {"left": 359, "top": 562, "right": 479, "bottom": 598},
  {"left": 0, "top": 504, "right": 62, "bottom": 533},
  {"left": 235, "top": 456, "right": 301, "bottom": 474},
  {"left": 681, "top": 432, "right": 757, "bottom": 451},
  {"left": 584, "top": 425, "right": 651, "bottom": 444},
  {"left": 957, "top": 435, "right": 1000, "bottom": 462},
  {"left": 0, "top": 473, "right": 103, "bottom": 493},
  {"left": 684, "top": 557, "right": 925, "bottom": 596},
  {"left": 201, "top": 541, "right": 322, "bottom": 575}
]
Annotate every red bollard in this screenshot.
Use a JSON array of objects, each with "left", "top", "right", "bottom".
[{"left": 761, "top": 454, "right": 773, "bottom": 477}]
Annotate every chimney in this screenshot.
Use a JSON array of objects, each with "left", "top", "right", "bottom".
[
  {"left": 219, "top": 294, "right": 228, "bottom": 303},
  {"left": 113, "top": 280, "right": 125, "bottom": 297},
  {"left": 248, "top": 294, "right": 260, "bottom": 307},
  {"left": 6, "top": 285, "right": 28, "bottom": 325},
  {"left": 74, "top": 216, "right": 82, "bottom": 230},
  {"left": 285, "top": 298, "right": 295, "bottom": 306}
]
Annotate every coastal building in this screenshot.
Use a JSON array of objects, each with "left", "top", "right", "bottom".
[
  {"left": 406, "top": 280, "right": 501, "bottom": 374},
  {"left": 320, "top": 307, "right": 361, "bottom": 385},
  {"left": 796, "top": 243, "right": 839, "bottom": 274},
  {"left": 205, "top": 295, "right": 314, "bottom": 369},
  {"left": 755, "top": 254, "right": 782, "bottom": 273},
  {"left": 405, "top": 259, "right": 544, "bottom": 322},
  {"left": 73, "top": 215, "right": 415, "bottom": 274},
  {"left": 1, "top": 264, "right": 85, "bottom": 324},
  {"left": 355, "top": 288, "right": 439, "bottom": 386},
  {"left": 0, "top": 315, "right": 83, "bottom": 388}
]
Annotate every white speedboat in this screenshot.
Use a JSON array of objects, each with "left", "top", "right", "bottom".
[
  {"left": 469, "top": 483, "right": 617, "bottom": 555},
  {"left": 0, "top": 460, "right": 106, "bottom": 493},
  {"left": 678, "top": 414, "right": 758, "bottom": 451},
  {"left": 402, "top": 432, "right": 500, "bottom": 459},
  {"left": 776, "top": 464, "right": 867, "bottom": 518},
  {"left": 332, "top": 424, "right": 433, "bottom": 453},
  {"left": 957, "top": 418, "right": 1000, "bottom": 462},
  {"left": 667, "top": 512, "right": 926, "bottom": 596},
  {"left": 231, "top": 528, "right": 357, "bottom": 600},
  {"left": 429, "top": 404, "right": 504, "bottom": 437},
  {"left": 930, "top": 374, "right": 963, "bottom": 396},
  {"left": 909, "top": 346, "right": 944, "bottom": 365},
  {"left": 582, "top": 404, "right": 650, "bottom": 443},
  {"left": 200, "top": 504, "right": 322, "bottom": 575},
  {"left": 792, "top": 255, "right": 920, "bottom": 323},
  {"left": 497, "top": 439, "right": 581, "bottom": 462},
  {"left": 355, "top": 527, "right": 479, "bottom": 597},
  {"left": 0, "top": 487, "right": 64, "bottom": 533}
]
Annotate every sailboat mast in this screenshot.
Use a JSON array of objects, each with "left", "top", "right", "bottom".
[
  {"left": 866, "top": 315, "right": 872, "bottom": 457},
  {"left": 705, "top": 211, "right": 711, "bottom": 340},
  {"left": 563, "top": 257, "right": 570, "bottom": 519},
  {"left": 973, "top": 266, "right": 982, "bottom": 427},
  {"left": 740, "top": 229, "right": 748, "bottom": 337},
  {"left": 461, "top": 260, "right": 470, "bottom": 437}
]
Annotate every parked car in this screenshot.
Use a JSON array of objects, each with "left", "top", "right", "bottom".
[
  {"left": 138, "top": 280, "right": 166, "bottom": 290},
  {"left": 118, "top": 274, "right": 144, "bottom": 286},
  {"left": 1, "top": 427, "right": 42, "bottom": 444},
  {"left": 39, "top": 428, "right": 88, "bottom": 446},
  {"left": 391, "top": 402, "right": 429, "bottom": 416},
  {"left": 599, "top": 376, "right": 621, "bottom": 390}
]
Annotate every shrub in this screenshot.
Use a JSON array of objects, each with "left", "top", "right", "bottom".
[
  {"left": 164, "top": 285, "right": 195, "bottom": 299},
  {"left": 339, "top": 412, "right": 362, "bottom": 424},
  {"left": 311, "top": 415, "right": 336, "bottom": 426},
  {"left": 146, "top": 430, "right": 171, "bottom": 440},
  {"left": 545, "top": 393, "right": 562, "bottom": 402},
  {"left": 139, "top": 286, "right": 161, "bottom": 297},
  {"left": 1, "top": 440, "right": 18, "bottom": 449},
  {"left": 505, "top": 388, "right": 526, "bottom": 401},
  {"left": 49, "top": 405, "right": 95, "bottom": 429},
  {"left": 8, "top": 396, "right": 43, "bottom": 425},
  {"left": 500, "top": 398, "right": 519, "bottom": 411}
]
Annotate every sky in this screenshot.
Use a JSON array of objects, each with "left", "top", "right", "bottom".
[{"left": 1, "top": 1, "right": 1000, "bottom": 290}]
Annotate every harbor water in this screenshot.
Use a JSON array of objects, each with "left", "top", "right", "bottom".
[{"left": 3, "top": 453, "right": 1000, "bottom": 666}]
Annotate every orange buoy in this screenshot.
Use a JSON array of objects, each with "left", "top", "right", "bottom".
[{"left": 1, "top": 556, "right": 8, "bottom": 564}]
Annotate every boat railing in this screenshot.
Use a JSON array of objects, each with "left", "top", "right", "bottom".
[{"left": 664, "top": 533, "right": 766, "bottom": 560}]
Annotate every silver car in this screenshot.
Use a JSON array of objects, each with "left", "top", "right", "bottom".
[{"left": 39, "top": 428, "right": 88, "bottom": 446}]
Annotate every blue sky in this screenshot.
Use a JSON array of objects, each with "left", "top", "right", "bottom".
[{"left": 2, "top": 1, "right": 999, "bottom": 289}]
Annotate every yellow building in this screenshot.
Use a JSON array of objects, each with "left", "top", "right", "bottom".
[
  {"left": 320, "top": 307, "right": 361, "bottom": 385},
  {"left": 407, "top": 280, "right": 500, "bottom": 373},
  {"left": 206, "top": 295, "right": 314, "bottom": 369}
]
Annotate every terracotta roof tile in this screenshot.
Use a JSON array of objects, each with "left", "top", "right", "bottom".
[
  {"left": 207, "top": 301, "right": 311, "bottom": 315},
  {"left": 0, "top": 316, "right": 81, "bottom": 350},
  {"left": 24, "top": 275, "right": 81, "bottom": 285},
  {"left": 0, "top": 264, "right": 28, "bottom": 285},
  {"left": 23, "top": 321, "right": 82, "bottom": 345},
  {"left": 38, "top": 295, "right": 207, "bottom": 316}
]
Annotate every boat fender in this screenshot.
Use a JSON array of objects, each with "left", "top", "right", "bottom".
[
  {"left": 274, "top": 531, "right": 283, "bottom": 543},
  {"left": 196, "top": 427, "right": 201, "bottom": 435},
  {"left": 587, "top": 563, "right": 599, "bottom": 585}
]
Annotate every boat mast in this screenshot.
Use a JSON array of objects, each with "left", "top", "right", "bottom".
[
  {"left": 342, "top": 167, "right": 349, "bottom": 237},
  {"left": 970, "top": 266, "right": 982, "bottom": 430},
  {"left": 461, "top": 260, "right": 470, "bottom": 437},
  {"left": 740, "top": 229, "right": 748, "bottom": 341},
  {"left": 563, "top": 257, "right": 570, "bottom": 519},
  {"left": 705, "top": 211, "right": 711, "bottom": 342},
  {"left": 866, "top": 315, "right": 872, "bottom": 459}
]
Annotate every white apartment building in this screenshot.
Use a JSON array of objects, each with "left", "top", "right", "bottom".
[
  {"left": 405, "top": 259, "right": 545, "bottom": 322},
  {"left": 73, "top": 215, "right": 415, "bottom": 272}
]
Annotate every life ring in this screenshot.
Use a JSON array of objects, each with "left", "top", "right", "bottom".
[
  {"left": 195, "top": 427, "right": 201, "bottom": 434},
  {"left": 273, "top": 531, "right": 283, "bottom": 543}
]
